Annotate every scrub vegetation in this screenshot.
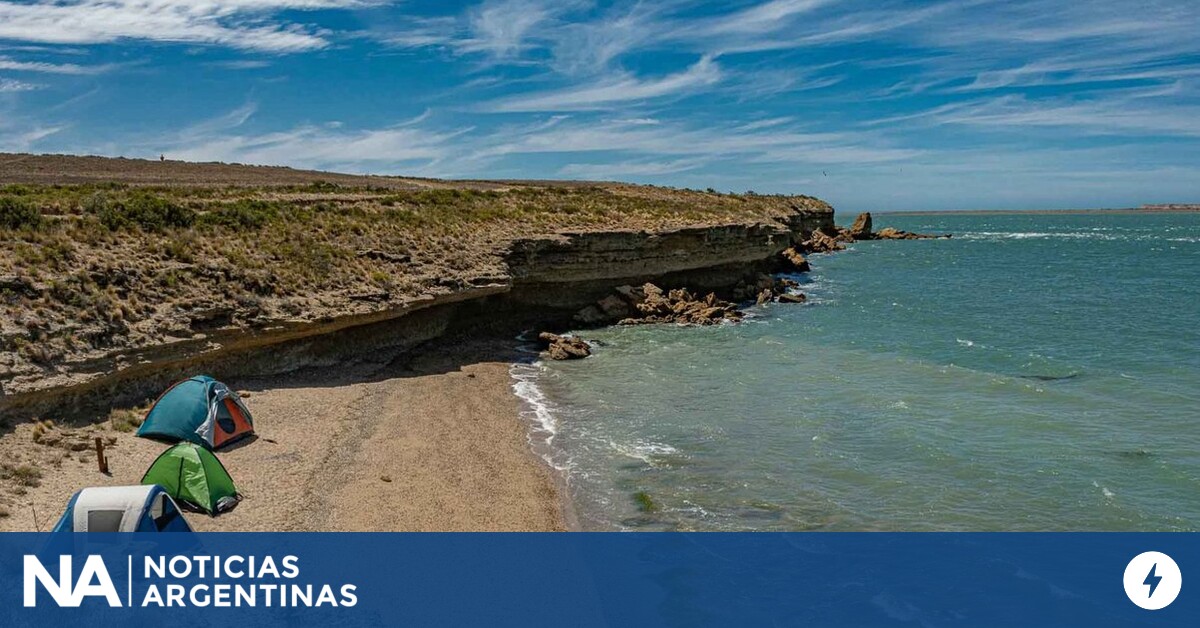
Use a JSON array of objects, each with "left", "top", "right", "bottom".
[{"left": 0, "top": 156, "right": 828, "bottom": 393}]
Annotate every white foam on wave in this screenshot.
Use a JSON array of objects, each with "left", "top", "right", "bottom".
[
  {"left": 958, "top": 231, "right": 1126, "bottom": 241},
  {"left": 956, "top": 338, "right": 976, "bottom": 347},
  {"left": 610, "top": 441, "right": 680, "bottom": 465},
  {"left": 511, "top": 363, "right": 557, "bottom": 437},
  {"left": 510, "top": 332, "right": 573, "bottom": 472}
]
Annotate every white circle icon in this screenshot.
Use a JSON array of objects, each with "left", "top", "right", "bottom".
[{"left": 1123, "top": 551, "right": 1181, "bottom": 610}]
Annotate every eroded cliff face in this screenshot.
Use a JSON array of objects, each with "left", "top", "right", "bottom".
[
  {"left": 0, "top": 205, "right": 833, "bottom": 420},
  {"left": 506, "top": 222, "right": 805, "bottom": 309}
]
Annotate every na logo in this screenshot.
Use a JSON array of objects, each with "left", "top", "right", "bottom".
[{"left": 23, "top": 555, "right": 122, "bottom": 608}]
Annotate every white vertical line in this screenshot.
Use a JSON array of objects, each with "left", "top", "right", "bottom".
[{"left": 127, "top": 555, "right": 133, "bottom": 607}]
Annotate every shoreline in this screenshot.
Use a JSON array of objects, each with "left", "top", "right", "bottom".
[
  {"left": 0, "top": 336, "right": 567, "bottom": 532},
  {"left": 876, "top": 208, "right": 1200, "bottom": 216},
  {"left": 509, "top": 341, "right": 583, "bottom": 532}
]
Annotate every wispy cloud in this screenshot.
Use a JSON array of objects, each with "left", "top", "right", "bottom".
[
  {"left": 204, "top": 60, "right": 273, "bottom": 70},
  {"left": 486, "top": 55, "right": 721, "bottom": 111},
  {"left": 464, "top": 115, "right": 922, "bottom": 170},
  {"left": 0, "top": 77, "right": 42, "bottom": 92},
  {"left": 0, "top": 56, "right": 104, "bottom": 74},
  {"left": 0, "top": 1, "right": 375, "bottom": 52},
  {"left": 558, "top": 157, "right": 708, "bottom": 179},
  {"left": 2, "top": 0, "right": 1199, "bottom": 210},
  {"left": 908, "top": 92, "right": 1200, "bottom": 137},
  {"left": 458, "top": 0, "right": 578, "bottom": 60},
  {"left": 166, "top": 125, "right": 467, "bottom": 172}
]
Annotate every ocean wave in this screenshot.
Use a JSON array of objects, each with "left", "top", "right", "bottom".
[
  {"left": 958, "top": 231, "right": 1126, "bottom": 241},
  {"left": 510, "top": 363, "right": 557, "bottom": 438},
  {"left": 610, "top": 441, "right": 681, "bottom": 466},
  {"left": 510, "top": 332, "right": 576, "bottom": 474}
]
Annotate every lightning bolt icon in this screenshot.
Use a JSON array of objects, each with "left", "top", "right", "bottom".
[{"left": 1143, "top": 563, "right": 1162, "bottom": 598}]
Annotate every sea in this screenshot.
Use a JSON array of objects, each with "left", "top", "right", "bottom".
[{"left": 512, "top": 211, "right": 1200, "bottom": 531}]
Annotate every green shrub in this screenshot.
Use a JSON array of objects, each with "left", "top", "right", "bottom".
[
  {"left": 0, "top": 184, "right": 35, "bottom": 196},
  {"left": 94, "top": 192, "right": 195, "bottom": 231},
  {"left": 199, "top": 199, "right": 279, "bottom": 229},
  {"left": 0, "top": 197, "right": 44, "bottom": 230},
  {"left": 108, "top": 409, "right": 143, "bottom": 433}
]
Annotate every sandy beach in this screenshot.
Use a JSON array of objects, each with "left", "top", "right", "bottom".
[{"left": 0, "top": 338, "right": 566, "bottom": 532}]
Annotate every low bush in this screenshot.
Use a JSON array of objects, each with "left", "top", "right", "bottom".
[
  {"left": 0, "top": 462, "right": 43, "bottom": 487},
  {"left": 93, "top": 192, "right": 196, "bottom": 231},
  {"left": 199, "top": 198, "right": 280, "bottom": 229},
  {"left": 0, "top": 197, "right": 44, "bottom": 230}
]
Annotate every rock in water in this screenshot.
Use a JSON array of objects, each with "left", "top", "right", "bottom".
[
  {"left": 777, "top": 292, "right": 807, "bottom": 304},
  {"left": 801, "top": 230, "right": 845, "bottom": 253},
  {"left": 875, "top": 227, "right": 951, "bottom": 240},
  {"left": 781, "top": 247, "right": 811, "bottom": 272},
  {"left": 849, "top": 212, "right": 873, "bottom": 240},
  {"left": 538, "top": 332, "right": 591, "bottom": 360}
]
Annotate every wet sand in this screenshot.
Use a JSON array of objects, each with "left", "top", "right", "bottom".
[{"left": 0, "top": 338, "right": 565, "bottom": 532}]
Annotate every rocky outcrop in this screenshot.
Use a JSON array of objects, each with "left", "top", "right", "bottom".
[
  {"left": 537, "top": 333, "right": 591, "bottom": 360},
  {"left": 837, "top": 212, "right": 950, "bottom": 242},
  {"left": 780, "top": 248, "right": 811, "bottom": 272},
  {"left": 509, "top": 223, "right": 803, "bottom": 313},
  {"left": 731, "top": 274, "right": 804, "bottom": 305},
  {"left": 618, "top": 284, "right": 743, "bottom": 326},
  {"left": 570, "top": 271, "right": 810, "bottom": 329},
  {"left": 849, "top": 212, "right": 873, "bottom": 239},
  {"left": 800, "top": 230, "right": 846, "bottom": 253},
  {"left": 874, "top": 227, "right": 944, "bottom": 240}
]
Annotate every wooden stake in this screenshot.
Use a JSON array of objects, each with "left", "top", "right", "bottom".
[{"left": 95, "top": 437, "right": 108, "bottom": 474}]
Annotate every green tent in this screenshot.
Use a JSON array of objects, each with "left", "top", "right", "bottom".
[{"left": 141, "top": 442, "right": 240, "bottom": 516}]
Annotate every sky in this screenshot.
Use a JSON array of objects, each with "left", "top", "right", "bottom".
[{"left": 0, "top": 1, "right": 1197, "bottom": 211}]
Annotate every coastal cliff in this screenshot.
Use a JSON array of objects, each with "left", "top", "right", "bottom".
[{"left": 0, "top": 154, "right": 833, "bottom": 420}]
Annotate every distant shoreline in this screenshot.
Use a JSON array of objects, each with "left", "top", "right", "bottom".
[{"left": 875, "top": 207, "right": 1200, "bottom": 216}]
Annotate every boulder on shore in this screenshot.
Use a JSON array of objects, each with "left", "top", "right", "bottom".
[
  {"left": 781, "top": 247, "right": 811, "bottom": 272},
  {"left": 574, "top": 275, "right": 810, "bottom": 331},
  {"left": 538, "top": 332, "right": 591, "bottom": 360},
  {"left": 610, "top": 283, "right": 745, "bottom": 326},
  {"left": 732, "top": 274, "right": 806, "bottom": 307}
]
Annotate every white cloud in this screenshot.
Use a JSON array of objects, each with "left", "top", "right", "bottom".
[
  {"left": 558, "top": 158, "right": 708, "bottom": 179},
  {"left": 205, "top": 59, "right": 273, "bottom": 70},
  {"left": 153, "top": 105, "right": 468, "bottom": 171},
  {"left": 0, "top": 56, "right": 103, "bottom": 74},
  {"left": 0, "top": 77, "right": 43, "bottom": 92},
  {"left": 464, "top": 115, "right": 922, "bottom": 171},
  {"left": 924, "top": 94, "right": 1200, "bottom": 137},
  {"left": 459, "top": 0, "right": 560, "bottom": 59},
  {"left": 0, "top": 1, "right": 374, "bottom": 52},
  {"left": 487, "top": 55, "right": 721, "bottom": 112}
]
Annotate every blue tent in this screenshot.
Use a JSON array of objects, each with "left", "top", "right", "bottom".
[
  {"left": 137, "top": 375, "right": 255, "bottom": 450},
  {"left": 52, "top": 485, "right": 193, "bottom": 532}
]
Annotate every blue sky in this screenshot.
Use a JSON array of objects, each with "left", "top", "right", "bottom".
[{"left": 0, "top": 0, "right": 1197, "bottom": 210}]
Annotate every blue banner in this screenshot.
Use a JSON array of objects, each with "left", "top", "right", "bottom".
[{"left": 0, "top": 533, "right": 1191, "bottom": 627}]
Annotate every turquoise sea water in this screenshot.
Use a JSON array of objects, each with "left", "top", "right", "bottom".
[{"left": 515, "top": 212, "right": 1200, "bottom": 531}]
